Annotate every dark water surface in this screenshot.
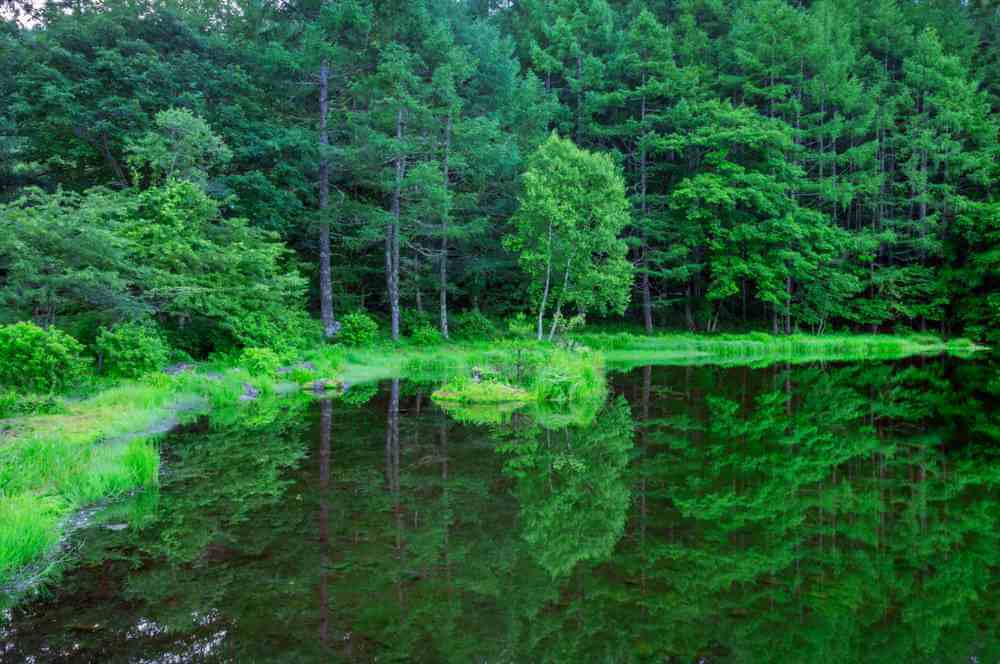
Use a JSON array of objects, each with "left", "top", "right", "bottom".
[{"left": 3, "top": 357, "right": 1000, "bottom": 662}]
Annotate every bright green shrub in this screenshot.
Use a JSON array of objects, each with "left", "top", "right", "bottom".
[
  {"left": 410, "top": 325, "right": 443, "bottom": 346},
  {"left": 451, "top": 311, "right": 497, "bottom": 340},
  {"left": 226, "top": 309, "right": 320, "bottom": 355},
  {"left": 240, "top": 347, "right": 281, "bottom": 377},
  {"left": 0, "top": 322, "right": 87, "bottom": 392},
  {"left": 338, "top": 312, "right": 379, "bottom": 346},
  {"left": 0, "top": 390, "right": 65, "bottom": 418},
  {"left": 95, "top": 322, "right": 171, "bottom": 378},
  {"left": 506, "top": 312, "right": 534, "bottom": 338}
]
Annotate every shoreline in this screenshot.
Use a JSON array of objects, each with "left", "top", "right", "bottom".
[{"left": 0, "top": 331, "right": 985, "bottom": 593}]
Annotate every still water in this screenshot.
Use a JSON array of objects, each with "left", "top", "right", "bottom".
[{"left": 2, "top": 357, "right": 999, "bottom": 662}]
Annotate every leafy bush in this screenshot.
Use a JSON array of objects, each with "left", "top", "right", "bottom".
[
  {"left": 95, "top": 322, "right": 171, "bottom": 378},
  {"left": 410, "top": 325, "right": 443, "bottom": 346},
  {"left": 0, "top": 183, "right": 309, "bottom": 360},
  {"left": 0, "top": 322, "right": 87, "bottom": 392},
  {"left": 0, "top": 390, "right": 65, "bottom": 418},
  {"left": 400, "top": 309, "right": 432, "bottom": 335},
  {"left": 240, "top": 347, "right": 281, "bottom": 377},
  {"left": 338, "top": 311, "right": 379, "bottom": 346},
  {"left": 225, "top": 308, "right": 320, "bottom": 356},
  {"left": 506, "top": 312, "right": 534, "bottom": 338},
  {"left": 451, "top": 311, "right": 497, "bottom": 340}
]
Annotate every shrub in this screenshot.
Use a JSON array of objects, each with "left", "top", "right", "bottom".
[
  {"left": 410, "top": 325, "right": 443, "bottom": 346},
  {"left": 400, "top": 309, "right": 432, "bottom": 335},
  {"left": 506, "top": 312, "right": 534, "bottom": 338},
  {"left": 225, "top": 308, "right": 321, "bottom": 356},
  {"left": 451, "top": 311, "right": 497, "bottom": 340},
  {"left": 240, "top": 347, "right": 281, "bottom": 377},
  {"left": 95, "top": 322, "right": 171, "bottom": 378},
  {"left": 338, "top": 311, "right": 379, "bottom": 346},
  {"left": 0, "top": 322, "right": 87, "bottom": 392},
  {"left": 0, "top": 390, "right": 65, "bottom": 418}
]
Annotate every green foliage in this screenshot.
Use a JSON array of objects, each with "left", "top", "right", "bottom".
[
  {"left": 339, "top": 383, "right": 378, "bottom": 407},
  {"left": 400, "top": 309, "right": 433, "bottom": 335},
  {"left": 0, "top": 322, "right": 87, "bottom": 393},
  {"left": 225, "top": 309, "right": 321, "bottom": 356},
  {"left": 505, "top": 312, "right": 534, "bottom": 338},
  {"left": 450, "top": 311, "right": 497, "bottom": 340},
  {"left": 0, "top": 391, "right": 65, "bottom": 419},
  {"left": 337, "top": 312, "right": 380, "bottom": 347},
  {"left": 409, "top": 324, "right": 443, "bottom": 346},
  {"left": 528, "top": 348, "right": 606, "bottom": 404},
  {"left": 126, "top": 108, "right": 232, "bottom": 188},
  {"left": 95, "top": 322, "right": 170, "bottom": 379},
  {"left": 0, "top": 182, "right": 309, "bottom": 358},
  {"left": 239, "top": 347, "right": 281, "bottom": 378},
  {"left": 432, "top": 376, "right": 531, "bottom": 404},
  {"left": 505, "top": 134, "right": 633, "bottom": 338}
]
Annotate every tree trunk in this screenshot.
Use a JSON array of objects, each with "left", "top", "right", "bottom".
[
  {"left": 537, "top": 220, "right": 555, "bottom": 340},
  {"left": 547, "top": 251, "right": 576, "bottom": 342},
  {"left": 388, "top": 107, "right": 405, "bottom": 341},
  {"left": 685, "top": 281, "right": 696, "bottom": 332},
  {"left": 641, "top": 260, "right": 653, "bottom": 334},
  {"left": 318, "top": 59, "right": 337, "bottom": 338},
  {"left": 439, "top": 112, "right": 452, "bottom": 339},
  {"left": 639, "top": 88, "right": 653, "bottom": 334}
]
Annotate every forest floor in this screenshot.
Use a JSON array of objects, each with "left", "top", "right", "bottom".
[{"left": 0, "top": 330, "right": 984, "bottom": 592}]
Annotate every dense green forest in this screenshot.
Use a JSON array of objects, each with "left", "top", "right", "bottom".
[{"left": 1, "top": 0, "right": 998, "bottom": 357}]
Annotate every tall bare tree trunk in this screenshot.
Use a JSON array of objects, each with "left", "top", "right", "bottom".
[
  {"left": 388, "top": 107, "right": 405, "bottom": 341},
  {"left": 439, "top": 112, "right": 452, "bottom": 339},
  {"left": 639, "top": 87, "right": 653, "bottom": 334},
  {"left": 318, "top": 60, "right": 337, "bottom": 338}
]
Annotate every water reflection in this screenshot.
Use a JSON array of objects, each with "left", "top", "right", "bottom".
[{"left": 1, "top": 357, "right": 999, "bottom": 662}]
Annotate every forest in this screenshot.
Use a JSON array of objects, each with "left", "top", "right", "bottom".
[{"left": 1, "top": 0, "right": 997, "bottom": 357}]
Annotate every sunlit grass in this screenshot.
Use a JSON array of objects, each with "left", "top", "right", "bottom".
[
  {"left": 0, "top": 494, "right": 63, "bottom": 581},
  {"left": 432, "top": 378, "right": 532, "bottom": 404},
  {"left": 575, "top": 331, "right": 985, "bottom": 370}
]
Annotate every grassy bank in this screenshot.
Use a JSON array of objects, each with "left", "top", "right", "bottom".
[
  {"left": 0, "top": 347, "right": 346, "bottom": 588},
  {"left": 576, "top": 331, "right": 984, "bottom": 370}
]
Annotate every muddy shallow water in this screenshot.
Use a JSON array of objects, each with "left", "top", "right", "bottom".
[{"left": 2, "top": 357, "right": 999, "bottom": 662}]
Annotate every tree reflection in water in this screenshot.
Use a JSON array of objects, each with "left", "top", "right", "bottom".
[{"left": 2, "top": 357, "right": 999, "bottom": 662}]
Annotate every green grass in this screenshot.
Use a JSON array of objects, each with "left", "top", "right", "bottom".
[
  {"left": 574, "top": 331, "right": 985, "bottom": 370},
  {"left": 0, "top": 494, "right": 62, "bottom": 580},
  {"left": 0, "top": 348, "right": 349, "bottom": 589},
  {"left": 432, "top": 378, "right": 532, "bottom": 404}
]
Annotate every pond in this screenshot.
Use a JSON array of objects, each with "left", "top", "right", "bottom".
[{"left": 2, "top": 356, "right": 999, "bottom": 662}]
